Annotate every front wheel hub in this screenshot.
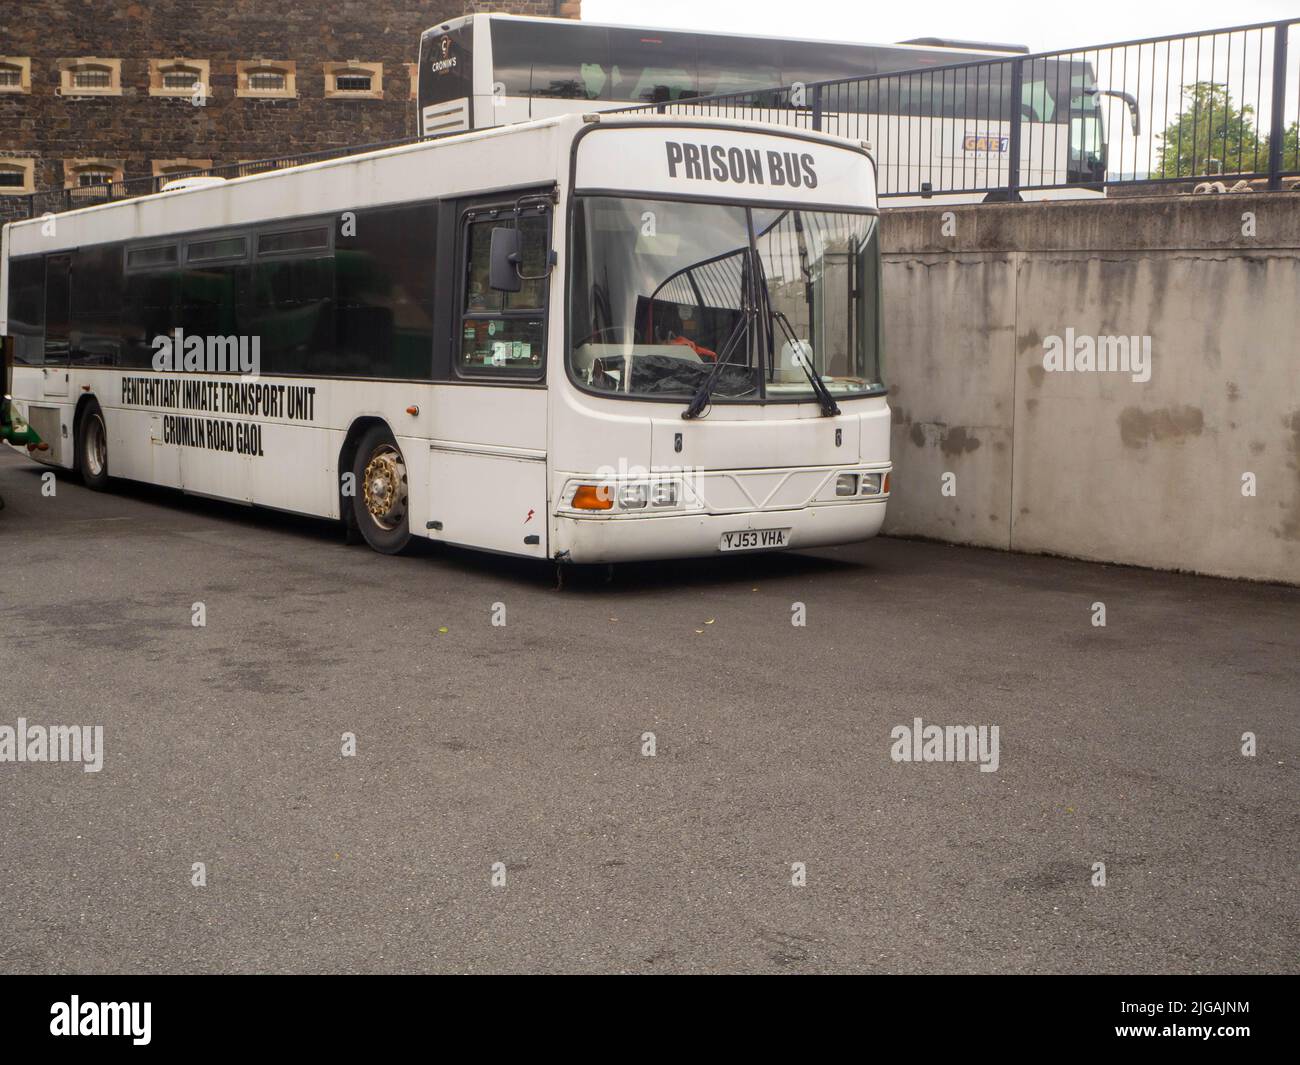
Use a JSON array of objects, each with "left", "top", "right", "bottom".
[{"left": 363, "top": 446, "right": 407, "bottom": 530}]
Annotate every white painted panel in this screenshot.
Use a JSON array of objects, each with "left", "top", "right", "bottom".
[
  {"left": 427, "top": 447, "right": 547, "bottom": 557},
  {"left": 106, "top": 407, "right": 180, "bottom": 488},
  {"left": 42, "top": 366, "right": 70, "bottom": 398},
  {"left": 427, "top": 386, "right": 546, "bottom": 451},
  {"left": 651, "top": 409, "right": 859, "bottom": 470},
  {"left": 575, "top": 126, "right": 877, "bottom": 210}
]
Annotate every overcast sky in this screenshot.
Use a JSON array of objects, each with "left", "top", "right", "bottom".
[{"left": 581, "top": 0, "right": 1297, "bottom": 53}]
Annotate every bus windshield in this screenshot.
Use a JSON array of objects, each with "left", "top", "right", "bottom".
[{"left": 569, "top": 196, "right": 882, "bottom": 402}]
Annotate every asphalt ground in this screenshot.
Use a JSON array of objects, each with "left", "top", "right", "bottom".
[{"left": 1, "top": 447, "right": 1296, "bottom": 974}]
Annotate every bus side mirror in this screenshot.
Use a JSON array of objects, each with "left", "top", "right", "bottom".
[
  {"left": 489, "top": 227, "right": 522, "bottom": 293},
  {"left": 1088, "top": 87, "right": 1141, "bottom": 137}
]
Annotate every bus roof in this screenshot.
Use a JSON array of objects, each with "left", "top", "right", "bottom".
[
  {"left": 2, "top": 112, "right": 873, "bottom": 240},
  {"left": 423, "top": 12, "right": 1027, "bottom": 60}
]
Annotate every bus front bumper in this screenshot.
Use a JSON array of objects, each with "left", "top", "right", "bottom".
[{"left": 551, "top": 499, "right": 887, "bottom": 564}]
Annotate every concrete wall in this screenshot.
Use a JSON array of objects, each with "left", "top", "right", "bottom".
[{"left": 879, "top": 191, "right": 1300, "bottom": 585}]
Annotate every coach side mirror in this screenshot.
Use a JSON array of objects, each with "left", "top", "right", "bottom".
[
  {"left": 488, "top": 227, "right": 522, "bottom": 293},
  {"left": 1087, "top": 87, "right": 1141, "bottom": 137}
]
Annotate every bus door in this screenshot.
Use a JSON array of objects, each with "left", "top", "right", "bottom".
[
  {"left": 426, "top": 195, "right": 552, "bottom": 558},
  {"left": 42, "top": 254, "right": 71, "bottom": 398}
]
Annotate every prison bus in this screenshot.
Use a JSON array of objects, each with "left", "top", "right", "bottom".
[
  {"left": 0, "top": 113, "right": 891, "bottom": 562},
  {"left": 418, "top": 13, "right": 1132, "bottom": 204}
]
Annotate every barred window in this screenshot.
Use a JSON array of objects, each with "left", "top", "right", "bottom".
[
  {"left": 163, "top": 70, "right": 199, "bottom": 90},
  {"left": 237, "top": 61, "right": 295, "bottom": 98},
  {"left": 324, "top": 62, "right": 382, "bottom": 99},
  {"left": 73, "top": 68, "right": 112, "bottom": 89},
  {"left": 60, "top": 58, "right": 120, "bottom": 95},
  {"left": 250, "top": 71, "right": 285, "bottom": 92}
]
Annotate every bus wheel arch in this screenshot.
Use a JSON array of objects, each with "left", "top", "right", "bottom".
[
  {"left": 341, "top": 419, "right": 412, "bottom": 554},
  {"left": 74, "top": 396, "right": 111, "bottom": 490}
]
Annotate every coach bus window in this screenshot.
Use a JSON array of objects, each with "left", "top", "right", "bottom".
[
  {"left": 187, "top": 260, "right": 250, "bottom": 347},
  {"left": 1021, "top": 76, "right": 1056, "bottom": 122},
  {"left": 43, "top": 255, "right": 71, "bottom": 367},
  {"left": 334, "top": 203, "right": 436, "bottom": 379},
  {"left": 126, "top": 244, "right": 178, "bottom": 271},
  {"left": 69, "top": 244, "right": 123, "bottom": 366},
  {"left": 259, "top": 227, "right": 329, "bottom": 256},
  {"left": 122, "top": 264, "right": 179, "bottom": 369},
  {"left": 245, "top": 253, "right": 332, "bottom": 376},
  {"left": 6, "top": 256, "right": 46, "bottom": 366},
  {"left": 779, "top": 39, "right": 878, "bottom": 87},
  {"left": 491, "top": 18, "right": 611, "bottom": 100},
  {"left": 187, "top": 235, "right": 248, "bottom": 263},
  {"left": 696, "top": 36, "right": 781, "bottom": 98},
  {"left": 608, "top": 28, "right": 698, "bottom": 103},
  {"left": 459, "top": 211, "right": 547, "bottom": 378}
]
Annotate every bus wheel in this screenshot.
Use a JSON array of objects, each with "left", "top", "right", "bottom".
[
  {"left": 352, "top": 425, "right": 411, "bottom": 554},
  {"left": 77, "top": 403, "right": 111, "bottom": 491}
]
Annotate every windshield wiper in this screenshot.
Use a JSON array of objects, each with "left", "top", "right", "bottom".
[
  {"left": 681, "top": 306, "right": 754, "bottom": 420},
  {"left": 769, "top": 308, "right": 840, "bottom": 417}
]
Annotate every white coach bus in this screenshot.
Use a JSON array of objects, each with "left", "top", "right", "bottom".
[
  {"left": 418, "top": 13, "right": 1135, "bottom": 202},
  {"left": 0, "top": 113, "right": 890, "bottom": 563}
]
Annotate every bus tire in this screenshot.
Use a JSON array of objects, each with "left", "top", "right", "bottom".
[
  {"left": 351, "top": 424, "right": 411, "bottom": 555},
  {"left": 76, "top": 402, "right": 111, "bottom": 491}
]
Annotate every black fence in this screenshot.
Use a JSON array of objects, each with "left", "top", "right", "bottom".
[{"left": 620, "top": 17, "right": 1300, "bottom": 200}]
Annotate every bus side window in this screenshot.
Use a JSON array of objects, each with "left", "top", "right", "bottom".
[
  {"left": 6, "top": 256, "right": 47, "bottom": 367},
  {"left": 458, "top": 210, "right": 548, "bottom": 379},
  {"left": 334, "top": 203, "right": 436, "bottom": 381},
  {"left": 489, "top": 18, "right": 610, "bottom": 101},
  {"left": 608, "top": 27, "right": 698, "bottom": 103}
]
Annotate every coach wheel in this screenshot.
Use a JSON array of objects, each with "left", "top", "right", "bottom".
[
  {"left": 78, "top": 404, "right": 111, "bottom": 491},
  {"left": 351, "top": 424, "right": 411, "bottom": 554}
]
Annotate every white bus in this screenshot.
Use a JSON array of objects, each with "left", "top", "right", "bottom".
[
  {"left": 1, "top": 113, "right": 890, "bottom": 563},
  {"left": 418, "top": 13, "right": 1134, "bottom": 202}
]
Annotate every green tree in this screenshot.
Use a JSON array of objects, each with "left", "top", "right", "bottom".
[
  {"left": 1155, "top": 82, "right": 1266, "bottom": 178},
  {"left": 1263, "top": 121, "right": 1299, "bottom": 172}
]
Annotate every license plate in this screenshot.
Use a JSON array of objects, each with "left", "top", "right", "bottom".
[{"left": 719, "top": 528, "right": 791, "bottom": 552}]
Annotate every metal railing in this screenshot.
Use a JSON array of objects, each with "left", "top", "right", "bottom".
[{"left": 618, "top": 17, "right": 1300, "bottom": 200}]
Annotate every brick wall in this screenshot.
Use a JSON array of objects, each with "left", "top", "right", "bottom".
[{"left": 0, "top": 0, "right": 580, "bottom": 216}]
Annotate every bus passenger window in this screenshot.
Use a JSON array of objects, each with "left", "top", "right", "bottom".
[{"left": 6, "top": 257, "right": 47, "bottom": 367}]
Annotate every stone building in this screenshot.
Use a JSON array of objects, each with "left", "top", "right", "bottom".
[{"left": 0, "top": 1, "right": 580, "bottom": 214}]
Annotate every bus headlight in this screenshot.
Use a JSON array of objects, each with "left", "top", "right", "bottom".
[
  {"left": 835, "top": 473, "right": 858, "bottom": 496},
  {"left": 860, "top": 473, "right": 883, "bottom": 495},
  {"left": 651, "top": 482, "right": 678, "bottom": 507},
  {"left": 618, "top": 484, "right": 648, "bottom": 509},
  {"left": 562, "top": 477, "right": 691, "bottom": 515}
]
